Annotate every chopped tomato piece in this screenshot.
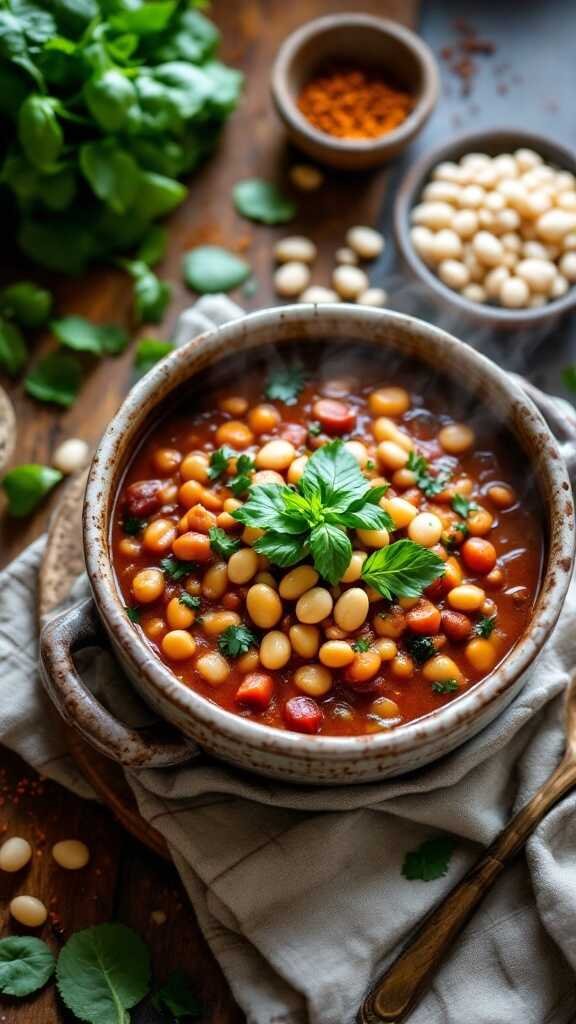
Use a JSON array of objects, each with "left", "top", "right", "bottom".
[
  {"left": 405, "top": 599, "right": 442, "bottom": 635},
  {"left": 124, "top": 479, "right": 162, "bottom": 517},
  {"left": 236, "top": 673, "right": 274, "bottom": 711},
  {"left": 284, "top": 695, "right": 323, "bottom": 734},
  {"left": 312, "top": 398, "right": 356, "bottom": 435},
  {"left": 461, "top": 538, "right": 497, "bottom": 574}
]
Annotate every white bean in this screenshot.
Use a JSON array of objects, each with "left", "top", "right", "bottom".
[
  {"left": 452, "top": 209, "right": 478, "bottom": 239},
  {"left": 516, "top": 258, "right": 556, "bottom": 293},
  {"left": 10, "top": 895, "right": 47, "bottom": 927},
  {"left": 274, "top": 236, "right": 317, "bottom": 264},
  {"left": 484, "top": 266, "right": 509, "bottom": 298},
  {"left": 462, "top": 283, "right": 487, "bottom": 303},
  {"left": 423, "top": 181, "right": 461, "bottom": 204},
  {"left": 332, "top": 265, "right": 369, "bottom": 300},
  {"left": 52, "top": 438, "right": 90, "bottom": 475},
  {"left": 357, "top": 287, "right": 388, "bottom": 307},
  {"left": 537, "top": 209, "right": 576, "bottom": 242},
  {"left": 500, "top": 276, "right": 530, "bottom": 308},
  {"left": 52, "top": 839, "right": 90, "bottom": 870},
  {"left": 560, "top": 252, "right": 576, "bottom": 282},
  {"left": 410, "top": 225, "right": 436, "bottom": 263},
  {"left": 274, "top": 261, "right": 310, "bottom": 297},
  {"left": 346, "top": 226, "right": 385, "bottom": 260},
  {"left": 0, "top": 837, "right": 32, "bottom": 872},
  {"left": 473, "top": 231, "right": 504, "bottom": 266},
  {"left": 411, "top": 201, "right": 454, "bottom": 230},
  {"left": 300, "top": 286, "right": 340, "bottom": 304},
  {"left": 334, "top": 246, "right": 358, "bottom": 265},
  {"left": 432, "top": 229, "right": 462, "bottom": 261},
  {"left": 438, "top": 259, "right": 470, "bottom": 290}
]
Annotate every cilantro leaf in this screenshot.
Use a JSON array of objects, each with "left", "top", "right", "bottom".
[
  {"left": 361, "top": 539, "right": 446, "bottom": 600},
  {"left": 122, "top": 516, "right": 146, "bottom": 536},
  {"left": 432, "top": 679, "right": 460, "bottom": 694},
  {"left": 160, "top": 555, "right": 196, "bottom": 580},
  {"left": 230, "top": 453, "right": 255, "bottom": 496},
  {"left": 407, "top": 451, "right": 451, "bottom": 498},
  {"left": 452, "top": 493, "right": 477, "bottom": 518},
  {"left": 0, "top": 936, "right": 55, "bottom": 997},
  {"left": 208, "top": 446, "right": 234, "bottom": 480},
  {"left": 218, "top": 623, "right": 258, "bottom": 658},
  {"left": 209, "top": 526, "right": 241, "bottom": 559},
  {"left": 56, "top": 923, "right": 150, "bottom": 1024},
  {"left": 2, "top": 464, "right": 62, "bottom": 517},
  {"left": 474, "top": 615, "right": 496, "bottom": 638},
  {"left": 402, "top": 837, "right": 457, "bottom": 881},
  {"left": 253, "top": 531, "right": 308, "bottom": 567},
  {"left": 405, "top": 635, "right": 437, "bottom": 665},
  {"left": 24, "top": 352, "right": 82, "bottom": 407},
  {"left": 264, "top": 364, "right": 306, "bottom": 405},
  {"left": 179, "top": 593, "right": 201, "bottom": 610},
  {"left": 308, "top": 421, "right": 322, "bottom": 436},
  {"left": 153, "top": 969, "right": 202, "bottom": 1020},
  {"left": 309, "top": 523, "right": 352, "bottom": 586}
]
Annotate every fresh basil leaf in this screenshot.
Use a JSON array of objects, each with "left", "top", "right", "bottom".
[
  {"left": 125, "top": 262, "right": 171, "bottom": 324},
  {"left": 24, "top": 352, "right": 82, "bottom": 407},
  {"left": 0, "top": 281, "right": 53, "bottom": 328},
  {"left": 264, "top": 365, "right": 306, "bottom": 405},
  {"left": 110, "top": 0, "right": 177, "bottom": 35},
  {"left": 134, "top": 337, "right": 173, "bottom": 376},
  {"left": 209, "top": 526, "right": 241, "bottom": 560},
  {"left": 52, "top": 316, "right": 129, "bottom": 356},
  {"left": 300, "top": 440, "right": 367, "bottom": 512},
  {"left": 0, "top": 318, "right": 28, "bottom": 376},
  {"left": 83, "top": 70, "right": 137, "bottom": 133},
  {"left": 233, "top": 484, "right": 308, "bottom": 535},
  {"left": 152, "top": 969, "right": 203, "bottom": 1020},
  {"left": 0, "top": 11, "right": 44, "bottom": 87},
  {"left": 19, "top": 215, "right": 100, "bottom": 275},
  {"left": 0, "top": 936, "right": 55, "bottom": 997},
  {"left": 80, "top": 141, "right": 140, "bottom": 216},
  {"left": 361, "top": 539, "right": 446, "bottom": 600},
  {"left": 233, "top": 179, "right": 296, "bottom": 225},
  {"left": 133, "top": 170, "right": 186, "bottom": 221},
  {"left": 18, "top": 94, "right": 62, "bottom": 170},
  {"left": 203, "top": 61, "right": 244, "bottom": 117},
  {"left": 10, "top": 0, "right": 57, "bottom": 46},
  {"left": 183, "top": 245, "right": 251, "bottom": 294},
  {"left": 309, "top": 522, "right": 352, "bottom": 586},
  {"left": 2, "top": 463, "right": 62, "bottom": 517},
  {"left": 136, "top": 225, "right": 167, "bottom": 268},
  {"left": 56, "top": 923, "right": 151, "bottom": 1024},
  {"left": 402, "top": 837, "right": 456, "bottom": 881},
  {"left": 151, "top": 9, "right": 219, "bottom": 63},
  {"left": 218, "top": 623, "right": 258, "bottom": 658},
  {"left": 253, "top": 531, "right": 307, "bottom": 567},
  {"left": 330, "top": 503, "right": 393, "bottom": 531}
]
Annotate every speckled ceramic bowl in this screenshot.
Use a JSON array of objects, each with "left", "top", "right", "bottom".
[{"left": 40, "top": 306, "right": 576, "bottom": 784}]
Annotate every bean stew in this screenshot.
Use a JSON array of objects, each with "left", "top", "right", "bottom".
[{"left": 112, "top": 344, "right": 544, "bottom": 738}]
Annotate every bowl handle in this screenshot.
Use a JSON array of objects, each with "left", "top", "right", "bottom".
[
  {"left": 40, "top": 598, "right": 198, "bottom": 768},
  {"left": 511, "top": 374, "right": 576, "bottom": 478}
]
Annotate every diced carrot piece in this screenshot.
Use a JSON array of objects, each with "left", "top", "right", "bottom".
[
  {"left": 284, "top": 696, "right": 323, "bottom": 734},
  {"left": 405, "top": 599, "right": 441, "bottom": 635},
  {"left": 235, "top": 673, "right": 274, "bottom": 711}
]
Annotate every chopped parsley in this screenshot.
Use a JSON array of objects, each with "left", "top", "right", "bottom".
[
  {"left": 402, "top": 837, "right": 457, "bottom": 881},
  {"left": 365, "top": 460, "right": 375, "bottom": 471},
  {"left": 405, "top": 635, "right": 437, "bottom": 665},
  {"left": 351, "top": 637, "right": 371, "bottom": 653},
  {"left": 160, "top": 556, "right": 196, "bottom": 581},
  {"left": 122, "top": 516, "right": 147, "bottom": 536},
  {"left": 218, "top": 624, "right": 258, "bottom": 658},
  {"left": 308, "top": 421, "right": 322, "bottom": 436},
  {"left": 179, "top": 593, "right": 201, "bottom": 610},
  {"left": 209, "top": 527, "right": 241, "bottom": 560},
  {"left": 432, "top": 679, "right": 460, "bottom": 694},
  {"left": 451, "top": 493, "right": 478, "bottom": 519},
  {"left": 208, "top": 446, "right": 234, "bottom": 481},
  {"left": 264, "top": 364, "right": 306, "bottom": 405},
  {"left": 229, "top": 453, "right": 255, "bottom": 497},
  {"left": 474, "top": 615, "right": 496, "bottom": 638},
  {"left": 407, "top": 450, "right": 451, "bottom": 498},
  {"left": 126, "top": 606, "right": 140, "bottom": 623}
]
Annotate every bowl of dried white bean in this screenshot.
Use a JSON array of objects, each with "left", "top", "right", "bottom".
[{"left": 394, "top": 129, "right": 576, "bottom": 329}]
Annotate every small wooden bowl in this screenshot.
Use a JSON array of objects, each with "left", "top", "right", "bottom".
[
  {"left": 394, "top": 128, "right": 576, "bottom": 331},
  {"left": 271, "top": 13, "right": 439, "bottom": 171}
]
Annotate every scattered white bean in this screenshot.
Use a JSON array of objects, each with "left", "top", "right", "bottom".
[
  {"left": 52, "top": 839, "right": 90, "bottom": 870},
  {"left": 10, "top": 895, "right": 47, "bottom": 927},
  {"left": 452, "top": 209, "right": 478, "bottom": 239},
  {"left": 346, "top": 225, "right": 385, "bottom": 260},
  {"left": 410, "top": 225, "right": 436, "bottom": 263},
  {"left": 299, "top": 286, "right": 340, "bottom": 304},
  {"left": 550, "top": 274, "right": 569, "bottom": 298},
  {"left": 560, "top": 252, "right": 576, "bottom": 282},
  {"left": 516, "top": 258, "right": 556, "bottom": 293},
  {"left": 431, "top": 229, "right": 462, "bottom": 261},
  {"left": 332, "top": 265, "right": 369, "bottom": 300},
  {"left": 0, "top": 837, "right": 32, "bottom": 873},
  {"left": 537, "top": 209, "right": 576, "bottom": 242},
  {"left": 274, "top": 261, "right": 310, "bottom": 297},
  {"left": 357, "top": 287, "right": 388, "bottom": 307},
  {"left": 289, "top": 164, "right": 324, "bottom": 191},
  {"left": 52, "top": 438, "right": 90, "bottom": 475},
  {"left": 500, "top": 276, "right": 530, "bottom": 308},
  {"left": 411, "top": 201, "right": 454, "bottom": 230},
  {"left": 334, "top": 246, "right": 358, "bottom": 265},
  {"left": 422, "top": 181, "right": 461, "bottom": 204},
  {"left": 462, "top": 283, "right": 486, "bottom": 303},
  {"left": 473, "top": 231, "right": 503, "bottom": 266},
  {"left": 438, "top": 259, "right": 470, "bottom": 290},
  {"left": 484, "top": 266, "right": 510, "bottom": 298},
  {"left": 274, "top": 236, "right": 317, "bottom": 264}
]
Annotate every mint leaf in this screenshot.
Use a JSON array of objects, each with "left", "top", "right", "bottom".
[
  {"left": 0, "top": 318, "right": 28, "bottom": 376},
  {"left": 209, "top": 526, "right": 241, "bottom": 559},
  {"left": 233, "top": 178, "right": 296, "bottom": 224},
  {"left": 402, "top": 838, "right": 456, "bottom": 881},
  {"left": 153, "top": 969, "right": 202, "bottom": 1020},
  {"left": 56, "top": 923, "right": 150, "bottom": 1024},
  {"left": 218, "top": 623, "right": 258, "bottom": 658},
  {"left": 253, "top": 531, "right": 307, "bottom": 567},
  {"left": 474, "top": 615, "right": 496, "bottom": 638},
  {"left": 361, "top": 539, "right": 446, "bottom": 600},
  {"left": 183, "top": 246, "right": 251, "bottom": 294},
  {"left": 264, "top": 364, "right": 306, "bottom": 405},
  {"left": 0, "top": 936, "right": 55, "bottom": 997},
  {"left": 2, "top": 464, "right": 62, "bottom": 517},
  {"left": 309, "top": 523, "right": 352, "bottom": 586},
  {"left": 432, "top": 679, "right": 460, "bottom": 694},
  {"left": 452, "top": 493, "right": 477, "bottom": 518},
  {"left": 24, "top": 352, "right": 82, "bottom": 407},
  {"left": 52, "top": 316, "right": 129, "bottom": 356}
]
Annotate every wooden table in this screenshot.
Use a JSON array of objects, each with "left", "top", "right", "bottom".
[{"left": 0, "top": 1, "right": 417, "bottom": 1020}]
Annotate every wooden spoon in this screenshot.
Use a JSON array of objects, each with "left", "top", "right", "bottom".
[{"left": 359, "top": 670, "right": 576, "bottom": 1023}]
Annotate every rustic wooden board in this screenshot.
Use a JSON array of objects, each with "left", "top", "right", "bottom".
[{"left": 0, "top": 1, "right": 418, "bottom": 1020}]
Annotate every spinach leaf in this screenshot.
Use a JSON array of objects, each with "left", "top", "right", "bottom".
[
  {"left": 56, "top": 923, "right": 150, "bottom": 1024},
  {"left": 183, "top": 245, "right": 251, "bottom": 294},
  {"left": 233, "top": 179, "right": 296, "bottom": 224},
  {"left": 0, "top": 281, "right": 53, "bottom": 328},
  {"left": 0, "top": 936, "right": 55, "bottom": 997},
  {"left": 24, "top": 351, "right": 82, "bottom": 406},
  {"left": 0, "top": 318, "right": 28, "bottom": 376},
  {"left": 2, "top": 463, "right": 62, "bottom": 516}
]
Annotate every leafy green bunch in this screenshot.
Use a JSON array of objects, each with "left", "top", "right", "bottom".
[
  {"left": 233, "top": 440, "right": 392, "bottom": 585},
  {"left": 0, "top": 0, "right": 243, "bottom": 275}
]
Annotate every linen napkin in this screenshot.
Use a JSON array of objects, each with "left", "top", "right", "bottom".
[{"left": 1, "top": 296, "right": 576, "bottom": 1024}]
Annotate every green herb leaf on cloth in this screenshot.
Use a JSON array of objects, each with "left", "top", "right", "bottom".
[
  {"left": 56, "top": 923, "right": 150, "bottom": 1024},
  {"left": 402, "top": 837, "right": 457, "bottom": 881}
]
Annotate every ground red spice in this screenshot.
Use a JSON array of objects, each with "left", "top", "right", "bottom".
[
  {"left": 440, "top": 19, "right": 496, "bottom": 97},
  {"left": 297, "top": 65, "right": 413, "bottom": 139}
]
